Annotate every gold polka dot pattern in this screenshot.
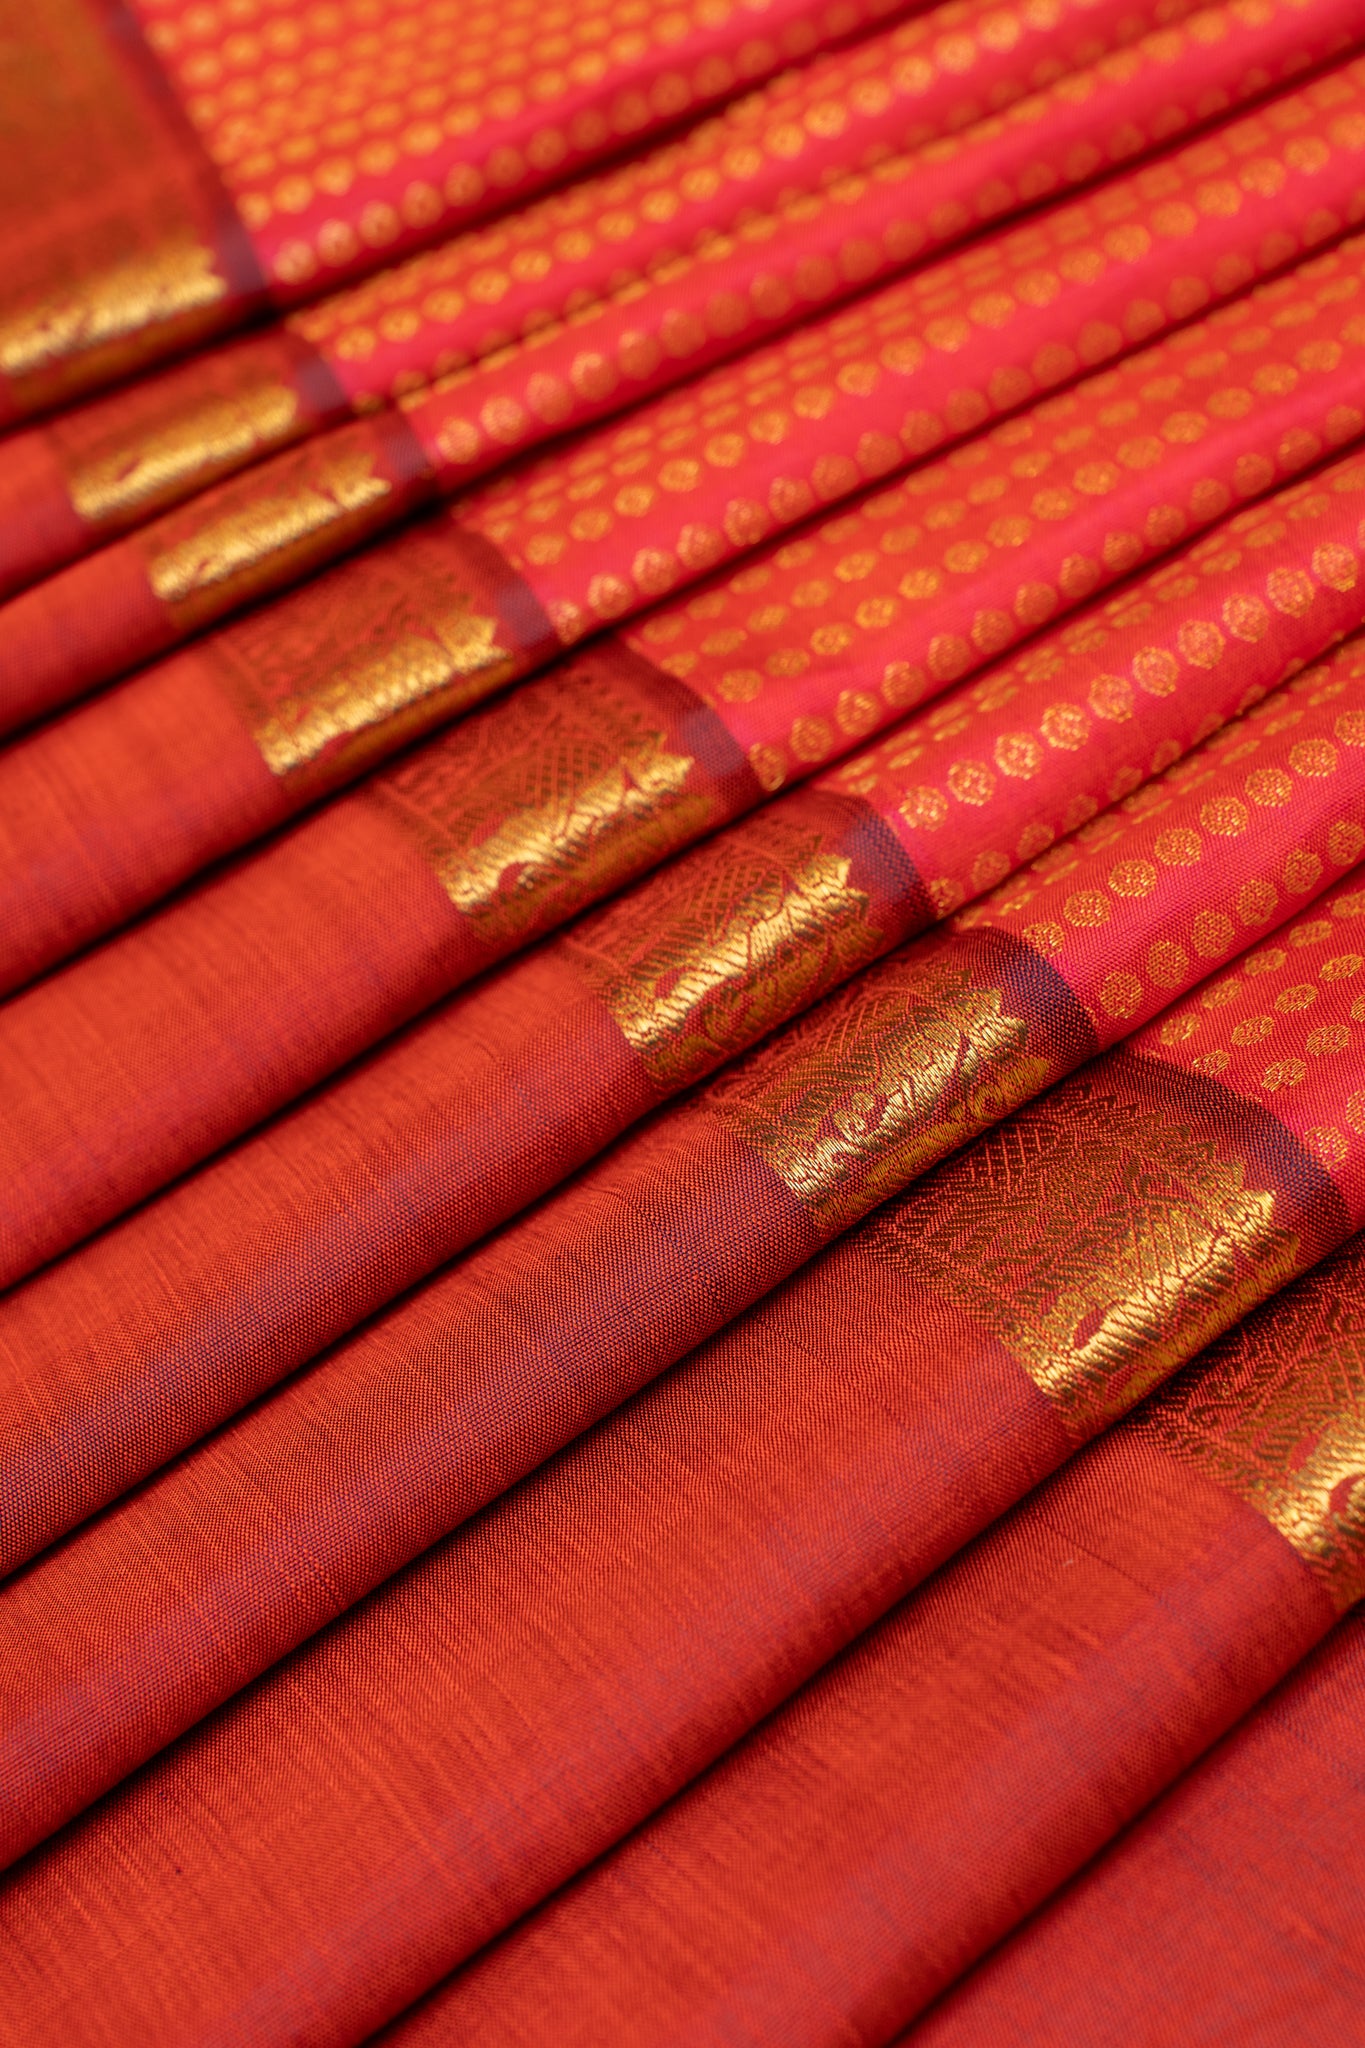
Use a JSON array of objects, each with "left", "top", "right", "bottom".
[
  {"left": 413, "top": 39, "right": 1365, "bottom": 492},
  {"left": 960, "top": 644, "right": 1365, "bottom": 1051},
  {"left": 7, "top": 0, "right": 1217, "bottom": 595},
  {"left": 132, "top": 0, "right": 903, "bottom": 295},
  {"left": 621, "top": 251, "right": 1365, "bottom": 789},
  {"left": 456, "top": 59, "right": 1365, "bottom": 643},
  {"left": 697, "top": 634, "right": 1365, "bottom": 1235},
  {"left": 27, "top": 47, "right": 1365, "bottom": 732},
  {"left": 290, "top": 0, "right": 1297, "bottom": 408},
  {"left": 1132, "top": 865, "right": 1365, "bottom": 1213},
  {"left": 826, "top": 456, "right": 1365, "bottom": 906}
]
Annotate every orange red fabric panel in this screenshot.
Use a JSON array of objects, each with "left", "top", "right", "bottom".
[{"left": 3, "top": 3, "right": 1365, "bottom": 2042}]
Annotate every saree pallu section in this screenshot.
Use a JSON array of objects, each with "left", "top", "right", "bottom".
[
  {"left": 3, "top": 942, "right": 1365, "bottom": 2047},
  {"left": 8, "top": 51, "right": 1365, "bottom": 738},
  {"left": 0, "top": 0, "right": 1197, "bottom": 596},
  {"left": 4, "top": 556, "right": 1365, "bottom": 1570},
  {"left": 0, "top": 0, "right": 876, "bottom": 423},
  {"left": 5, "top": 765, "right": 1365, "bottom": 1864},
  {"left": 1, "top": 446, "right": 1363, "bottom": 1291},
  {"left": 5, "top": 251, "right": 1365, "bottom": 1006},
  {"left": 377, "top": 1245, "right": 1365, "bottom": 2048},
  {"left": 911, "top": 1604, "right": 1365, "bottom": 2046}
]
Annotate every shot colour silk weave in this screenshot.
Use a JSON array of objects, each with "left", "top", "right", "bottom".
[
  {"left": 5, "top": 9, "right": 1365, "bottom": 2042},
  {"left": 6, "top": 227, "right": 1365, "bottom": 996},
  {"left": 3, "top": 891, "right": 1364, "bottom": 2041},
  {"left": 6, "top": 42, "right": 1365, "bottom": 730},
  {"left": 0, "top": 0, "right": 1206, "bottom": 596}
]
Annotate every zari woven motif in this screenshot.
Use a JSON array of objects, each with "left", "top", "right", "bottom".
[{"left": 2, "top": 4, "right": 1365, "bottom": 2045}]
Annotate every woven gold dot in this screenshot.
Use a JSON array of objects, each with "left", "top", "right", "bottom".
[
  {"left": 790, "top": 716, "right": 833, "bottom": 763},
  {"left": 836, "top": 691, "right": 880, "bottom": 737},
  {"left": 947, "top": 760, "right": 995, "bottom": 806},
  {"left": 900, "top": 787, "right": 948, "bottom": 833},
  {"left": 1223, "top": 593, "right": 1270, "bottom": 642},
  {"left": 1232, "top": 1014, "right": 1277, "bottom": 1048},
  {"left": 1290, "top": 738, "right": 1339, "bottom": 778},
  {"left": 716, "top": 668, "right": 762, "bottom": 702},
  {"left": 1284, "top": 848, "right": 1324, "bottom": 893},
  {"left": 1147, "top": 940, "right": 1190, "bottom": 988},
  {"left": 1133, "top": 648, "right": 1180, "bottom": 696},
  {"left": 1064, "top": 890, "right": 1109, "bottom": 928},
  {"left": 1201, "top": 796, "right": 1249, "bottom": 836},
  {"left": 1192, "top": 909, "right": 1236, "bottom": 957},
  {"left": 1328, "top": 822, "right": 1365, "bottom": 866},
  {"left": 1100, "top": 970, "right": 1143, "bottom": 1018},
  {"left": 810, "top": 624, "right": 854, "bottom": 656},
  {"left": 1156, "top": 828, "right": 1202, "bottom": 867},
  {"left": 1268, "top": 566, "right": 1315, "bottom": 616},
  {"left": 1238, "top": 878, "right": 1279, "bottom": 925},
  {"left": 570, "top": 507, "right": 613, "bottom": 541},
  {"left": 882, "top": 662, "right": 926, "bottom": 707},
  {"left": 748, "top": 743, "right": 786, "bottom": 793},
  {"left": 929, "top": 634, "right": 972, "bottom": 682},
  {"left": 1245, "top": 767, "right": 1293, "bottom": 806},
  {"left": 994, "top": 732, "right": 1043, "bottom": 779},
  {"left": 1109, "top": 859, "right": 1158, "bottom": 899},
  {"left": 971, "top": 850, "right": 1011, "bottom": 893},
  {"left": 1088, "top": 674, "right": 1132, "bottom": 722}
]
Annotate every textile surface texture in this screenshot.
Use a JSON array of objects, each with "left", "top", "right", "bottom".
[{"left": 2, "top": 5, "right": 1365, "bottom": 2045}]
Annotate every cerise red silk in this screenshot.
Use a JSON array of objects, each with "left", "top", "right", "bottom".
[{"left": 0, "top": 3, "right": 1363, "bottom": 2044}]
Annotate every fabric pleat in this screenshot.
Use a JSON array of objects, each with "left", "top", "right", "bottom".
[
  {"left": 3, "top": 727, "right": 1364, "bottom": 1863},
  {"left": 4, "top": 34, "right": 1363, "bottom": 733},
  {"left": 0, "top": 0, "right": 890, "bottom": 420},
  {"left": 909, "top": 1595, "right": 1365, "bottom": 2045},
  {"left": 3, "top": 455, "right": 1365, "bottom": 1568},
  {"left": 2, "top": 375, "right": 1365, "bottom": 1294},
  {"left": 1, "top": 893, "right": 1362, "bottom": 2043},
  {"left": 4, "top": 8, "right": 1365, "bottom": 2043},
  {"left": 0, "top": 0, "right": 1197, "bottom": 598},
  {"left": 375, "top": 1240, "right": 1365, "bottom": 2047},
  {"left": 6, "top": 217, "right": 1365, "bottom": 996}
]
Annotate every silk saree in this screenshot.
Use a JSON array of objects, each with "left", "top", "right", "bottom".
[{"left": 1, "top": 2, "right": 1363, "bottom": 2042}]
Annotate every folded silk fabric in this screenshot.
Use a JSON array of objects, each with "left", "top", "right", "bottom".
[
  {"left": 6, "top": 11, "right": 1365, "bottom": 2043},
  {"left": 5, "top": 470, "right": 1365, "bottom": 1570},
  {"left": 6, "top": 39, "right": 1364, "bottom": 734},
  {"left": 7, "top": 225, "right": 1365, "bottom": 1000},
  {"left": 0, "top": 0, "right": 884, "bottom": 422},
  {"left": 3, "top": 889, "right": 1364, "bottom": 2044},
  {"left": 5, "top": 676, "right": 1365, "bottom": 1863},
  {"left": 2, "top": 420, "right": 1364, "bottom": 1286},
  {"left": 910, "top": 1601, "right": 1365, "bottom": 2045},
  {"left": 375, "top": 1214, "right": 1365, "bottom": 2048},
  {"left": 0, "top": 0, "right": 1199, "bottom": 598}
]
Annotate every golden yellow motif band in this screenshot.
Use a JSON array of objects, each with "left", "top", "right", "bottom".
[
  {"left": 561, "top": 797, "right": 891, "bottom": 1094},
  {"left": 366, "top": 650, "right": 729, "bottom": 949}
]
